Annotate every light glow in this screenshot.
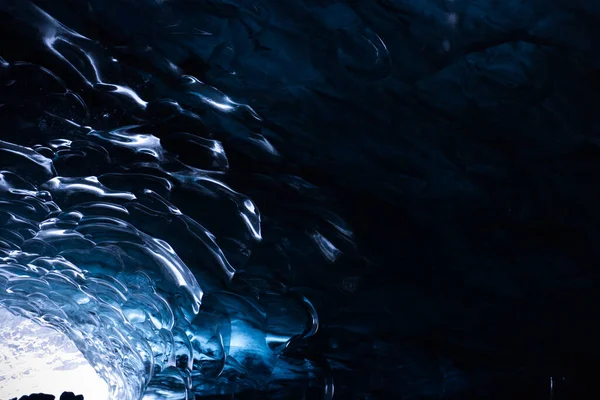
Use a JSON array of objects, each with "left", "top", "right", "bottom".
[{"left": 0, "top": 306, "right": 110, "bottom": 400}]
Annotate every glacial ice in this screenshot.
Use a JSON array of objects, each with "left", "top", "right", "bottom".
[
  {"left": 0, "top": 0, "right": 594, "bottom": 397},
  {"left": 0, "top": 2, "right": 331, "bottom": 399}
]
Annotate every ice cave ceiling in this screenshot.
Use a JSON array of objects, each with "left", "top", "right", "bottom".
[{"left": 1, "top": 0, "right": 600, "bottom": 399}]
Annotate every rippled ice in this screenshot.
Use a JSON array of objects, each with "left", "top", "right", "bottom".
[{"left": 0, "top": 2, "right": 351, "bottom": 398}]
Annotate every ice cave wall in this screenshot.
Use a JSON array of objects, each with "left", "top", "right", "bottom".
[{"left": 2, "top": 0, "right": 600, "bottom": 398}]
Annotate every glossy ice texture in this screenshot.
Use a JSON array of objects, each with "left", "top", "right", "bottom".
[{"left": 0, "top": 2, "right": 339, "bottom": 398}]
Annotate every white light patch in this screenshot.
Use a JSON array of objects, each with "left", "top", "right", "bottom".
[
  {"left": 243, "top": 199, "right": 255, "bottom": 214},
  {"left": 0, "top": 306, "right": 109, "bottom": 400}
]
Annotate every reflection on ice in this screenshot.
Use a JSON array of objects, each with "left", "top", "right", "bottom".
[{"left": 0, "top": 1, "right": 351, "bottom": 398}]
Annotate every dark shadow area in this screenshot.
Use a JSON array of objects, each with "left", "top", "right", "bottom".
[{"left": 13, "top": 393, "right": 83, "bottom": 400}]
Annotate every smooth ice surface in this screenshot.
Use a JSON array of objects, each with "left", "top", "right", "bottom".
[
  {"left": 0, "top": 2, "right": 326, "bottom": 399},
  {"left": 0, "top": 306, "right": 109, "bottom": 400},
  {"left": 7, "top": 0, "right": 599, "bottom": 398}
]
